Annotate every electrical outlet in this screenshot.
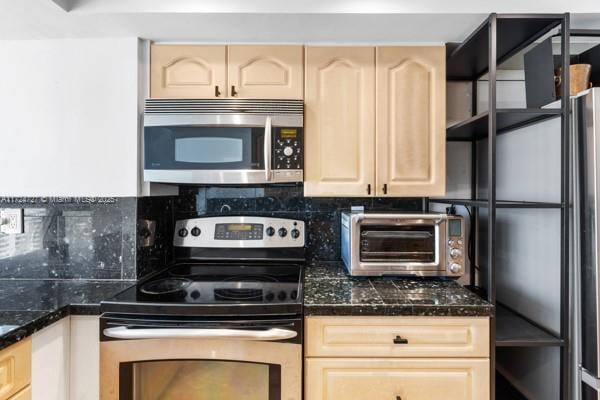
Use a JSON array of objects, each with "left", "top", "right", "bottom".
[{"left": 0, "top": 208, "right": 24, "bottom": 234}]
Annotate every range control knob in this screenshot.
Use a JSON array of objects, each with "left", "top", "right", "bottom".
[
  {"left": 278, "top": 291, "right": 287, "bottom": 301},
  {"left": 178, "top": 228, "right": 189, "bottom": 237},
  {"left": 191, "top": 227, "right": 201, "bottom": 237},
  {"left": 449, "top": 263, "right": 462, "bottom": 274},
  {"left": 283, "top": 146, "right": 294, "bottom": 156},
  {"left": 291, "top": 229, "right": 301, "bottom": 239},
  {"left": 290, "top": 290, "right": 298, "bottom": 300},
  {"left": 278, "top": 227, "right": 288, "bottom": 237},
  {"left": 450, "top": 248, "right": 462, "bottom": 258},
  {"left": 266, "top": 226, "right": 276, "bottom": 237},
  {"left": 265, "top": 292, "right": 275, "bottom": 301},
  {"left": 190, "top": 290, "right": 201, "bottom": 300}
]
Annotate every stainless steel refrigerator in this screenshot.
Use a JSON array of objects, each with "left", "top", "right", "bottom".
[{"left": 573, "top": 87, "right": 600, "bottom": 400}]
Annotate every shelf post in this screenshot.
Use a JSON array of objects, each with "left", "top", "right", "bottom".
[{"left": 488, "top": 13, "right": 498, "bottom": 400}]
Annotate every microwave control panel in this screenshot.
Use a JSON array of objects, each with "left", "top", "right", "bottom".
[
  {"left": 273, "top": 127, "right": 303, "bottom": 171},
  {"left": 446, "top": 217, "right": 465, "bottom": 275}
]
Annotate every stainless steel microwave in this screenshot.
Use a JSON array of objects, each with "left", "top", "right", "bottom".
[
  {"left": 341, "top": 212, "right": 465, "bottom": 277},
  {"left": 143, "top": 99, "right": 304, "bottom": 185}
]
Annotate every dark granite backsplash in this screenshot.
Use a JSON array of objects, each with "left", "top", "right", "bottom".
[
  {"left": 173, "top": 185, "right": 423, "bottom": 262},
  {"left": 0, "top": 197, "right": 136, "bottom": 280},
  {"left": 0, "top": 188, "right": 424, "bottom": 280}
]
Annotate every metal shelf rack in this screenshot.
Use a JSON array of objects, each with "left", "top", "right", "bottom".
[{"left": 430, "top": 13, "right": 570, "bottom": 400}]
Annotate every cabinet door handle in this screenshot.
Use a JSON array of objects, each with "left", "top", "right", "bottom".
[
  {"left": 231, "top": 85, "right": 238, "bottom": 97},
  {"left": 383, "top": 184, "right": 388, "bottom": 195},
  {"left": 215, "top": 85, "right": 221, "bottom": 97},
  {"left": 393, "top": 335, "right": 408, "bottom": 344},
  {"left": 367, "top": 184, "right": 371, "bottom": 195}
]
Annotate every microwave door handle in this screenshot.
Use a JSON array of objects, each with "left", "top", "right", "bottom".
[
  {"left": 103, "top": 326, "right": 297, "bottom": 341},
  {"left": 264, "top": 116, "right": 272, "bottom": 181}
]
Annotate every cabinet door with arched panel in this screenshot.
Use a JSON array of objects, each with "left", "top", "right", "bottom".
[
  {"left": 304, "top": 47, "right": 376, "bottom": 197},
  {"left": 227, "top": 45, "right": 304, "bottom": 99},
  {"left": 150, "top": 45, "right": 226, "bottom": 99},
  {"left": 376, "top": 46, "right": 446, "bottom": 197}
]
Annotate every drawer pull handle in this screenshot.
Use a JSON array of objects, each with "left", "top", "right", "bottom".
[
  {"left": 396, "top": 397, "right": 402, "bottom": 400},
  {"left": 393, "top": 335, "right": 408, "bottom": 344}
]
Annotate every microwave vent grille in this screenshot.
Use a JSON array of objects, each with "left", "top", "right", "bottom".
[{"left": 144, "top": 99, "right": 304, "bottom": 115}]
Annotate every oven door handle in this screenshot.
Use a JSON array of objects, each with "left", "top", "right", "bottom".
[
  {"left": 103, "top": 326, "right": 297, "bottom": 341},
  {"left": 264, "top": 116, "right": 272, "bottom": 182}
]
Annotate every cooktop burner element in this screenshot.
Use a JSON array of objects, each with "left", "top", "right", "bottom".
[
  {"left": 140, "top": 278, "right": 191, "bottom": 295},
  {"left": 101, "top": 216, "right": 305, "bottom": 317}
]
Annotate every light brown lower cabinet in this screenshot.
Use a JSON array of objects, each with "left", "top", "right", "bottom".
[
  {"left": 8, "top": 386, "right": 31, "bottom": 400},
  {"left": 305, "top": 358, "right": 489, "bottom": 400},
  {"left": 0, "top": 339, "right": 31, "bottom": 400},
  {"left": 304, "top": 316, "right": 490, "bottom": 400}
]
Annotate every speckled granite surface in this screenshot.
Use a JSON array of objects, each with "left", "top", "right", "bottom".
[
  {"left": 0, "top": 279, "right": 133, "bottom": 351},
  {"left": 304, "top": 262, "right": 493, "bottom": 317}
]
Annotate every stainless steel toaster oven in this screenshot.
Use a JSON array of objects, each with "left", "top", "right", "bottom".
[{"left": 341, "top": 212, "right": 465, "bottom": 277}]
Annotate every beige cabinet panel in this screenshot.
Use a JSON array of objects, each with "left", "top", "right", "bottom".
[
  {"left": 304, "top": 47, "right": 376, "bottom": 197},
  {"left": 305, "top": 358, "right": 489, "bottom": 400},
  {"left": 150, "top": 45, "right": 226, "bottom": 98},
  {"left": 0, "top": 339, "right": 31, "bottom": 400},
  {"left": 305, "top": 316, "right": 489, "bottom": 358},
  {"left": 376, "top": 46, "right": 446, "bottom": 197},
  {"left": 8, "top": 386, "right": 30, "bottom": 400},
  {"left": 227, "top": 45, "right": 303, "bottom": 99}
]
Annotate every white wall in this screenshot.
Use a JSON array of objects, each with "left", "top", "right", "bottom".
[{"left": 0, "top": 37, "right": 140, "bottom": 197}]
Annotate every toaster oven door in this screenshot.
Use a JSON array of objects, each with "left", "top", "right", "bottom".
[{"left": 355, "top": 215, "right": 446, "bottom": 274}]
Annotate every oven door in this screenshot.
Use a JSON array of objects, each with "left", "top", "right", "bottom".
[
  {"left": 354, "top": 214, "right": 446, "bottom": 274},
  {"left": 100, "top": 315, "right": 302, "bottom": 400}
]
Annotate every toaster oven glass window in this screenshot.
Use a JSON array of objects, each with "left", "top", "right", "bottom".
[{"left": 359, "top": 225, "right": 435, "bottom": 262}]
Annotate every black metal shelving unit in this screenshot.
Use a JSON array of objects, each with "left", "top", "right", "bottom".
[{"left": 430, "top": 13, "right": 570, "bottom": 400}]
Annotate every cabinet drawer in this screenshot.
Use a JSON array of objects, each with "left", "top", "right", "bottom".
[
  {"left": 305, "top": 316, "right": 489, "bottom": 358},
  {"left": 305, "top": 358, "right": 489, "bottom": 400},
  {"left": 9, "top": 386, "right": 30, "bottom": 400},
  {"left": 0, "top": 339, "right": 31, "bottom": 400}
]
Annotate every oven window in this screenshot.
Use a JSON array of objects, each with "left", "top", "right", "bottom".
[
  {"left": 175, "top": 137, "right": 243, "bottom": 163},
  {"left": 360, "top": 225, "right": 435, "bottom": 262},
  {"left": 124, "top": 360, "right": 280, "bottom": 400}
]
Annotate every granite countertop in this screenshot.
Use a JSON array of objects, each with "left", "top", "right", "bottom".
[
  {"left": 0, "top": 279, "right": 133, "bottom": 351},
  {"left": 304, "top": 262, "right": 493, "bottom": 317}
]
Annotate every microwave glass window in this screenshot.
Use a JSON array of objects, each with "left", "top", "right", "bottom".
[
  {"left": 359, "top": 225, "right": 435, "bottom": 262},
  {"left": 175, "top": 137, "right": 244, "bottom": 163},
  {"left": 449, "top": 219, "right": 462, "bottom": 236}
]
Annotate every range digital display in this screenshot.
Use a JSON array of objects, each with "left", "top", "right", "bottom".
[{"left": 215, "top": 223, "right": 263, "bottom": 240}]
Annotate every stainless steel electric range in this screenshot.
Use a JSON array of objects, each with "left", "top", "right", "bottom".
[{"left": 99, "top": 216, "right": 305, "bottom": 400}]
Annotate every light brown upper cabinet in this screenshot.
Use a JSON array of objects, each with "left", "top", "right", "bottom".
[
  {"left": 150, "top": 44, "right": 303, "bottom": 99},
  {"left": 304, "top": 47, "right": 376, "bottom": 197},
  {"left": 303, "top": 46, "right": 446, "bottom": 197},
  {"left": 227, "top": 45, "right": 303, "bottom": 99},
  {"left": 376, "top": 46, "right": 446, "bottom": 197},
  {"left": 150, "top": 45, "right": 226, "bottom": 99}
]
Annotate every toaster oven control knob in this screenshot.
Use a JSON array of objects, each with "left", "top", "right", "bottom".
[
  {"left": 450, "top": 248, "right": 462, "bottom": 258},
  {"left": 448, "top": 240, "right": 456, "bottom": 247},
  {"left": 278, "top": 227, "right": 288, "bottom": 237},
  {"left": 191, "top": 227, "right": 201, "bottom": 237},
  {"left": 266, "top": 226, "right": 275, "bottom": 237},
  {"left": 449, "top": 263, "right": 462, "bottom": 274},
  {"left": 291, "top": 229, "right": 300, "bottom": 239},
  {"left": 283, "top": 146, "right": 294, "bottom": 156},
  {"left": 178, "top": 228, "right": 189, "bottom": 237}
]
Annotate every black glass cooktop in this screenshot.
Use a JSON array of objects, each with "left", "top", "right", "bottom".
[{"left": 101, "top": 263, "right": 303, "bottom": 316}]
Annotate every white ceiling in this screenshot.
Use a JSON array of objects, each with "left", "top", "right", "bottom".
[{"left": 0, "top": 0, "right": 599, "bottom": 43}]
